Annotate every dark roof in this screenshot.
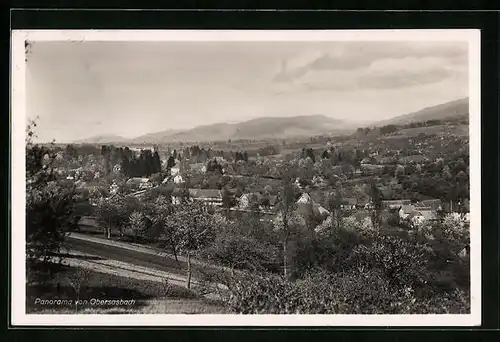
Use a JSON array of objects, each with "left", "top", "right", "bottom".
[
  {"left": 399, "top": 204, "right": 414, "bottom": 213},
  {"left": 417, "top": 199, "right": 443, "bottom": 210},
  {"left": 400, "top": 155, "right": 427, "bottom": 163},
  {"left": 342, "top": 198, "right": 357, "bottom": 205},
  {"left": 382, "top": 199, "right": 411, "bottom": 208},
  {"left": 188, "top": 188, "right": 222, "bottom": 199},
  {"left": 126, "top": 177, "right": 150, "bottom": 185}
]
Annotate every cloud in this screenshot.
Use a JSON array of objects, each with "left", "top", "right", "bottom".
[{"left": 271, "top": 42, "right": 468, "bottom": 92}]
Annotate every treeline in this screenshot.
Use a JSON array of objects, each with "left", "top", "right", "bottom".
[
  {"left": 357, "top": 117, "right": 469, "bottom": 136},
  {"left": 99, "top": 145, "right": 162, "bottom": 178}
]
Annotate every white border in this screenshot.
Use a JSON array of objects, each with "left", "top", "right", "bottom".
[{"left": 11, "top": 29, "right": 481, "bottom": 327}]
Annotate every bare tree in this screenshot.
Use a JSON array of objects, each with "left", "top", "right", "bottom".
[
  {"left": 67, "top": 267, "right": 91, "bottom": 313},
  {"left": 279, "top": 169, "right": 296, "bottom": 280}
]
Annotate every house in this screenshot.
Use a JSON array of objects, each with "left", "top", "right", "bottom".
[
  {"left": 109, "top": 182, "right": 120, "bottom": 195},
  {"left": 188, "top": 189, "right": 223, "bottom": 206},
  {"left": 189, "top": 163, "right": 207, "bottom": 174},
  {"left": 341, "top": 198, "right": 357, "bottom": 210},
  {"left": 360, "top": 164, "right": 383, "bottom": 176},
  {"left": 458, "top": 244, "right": 470, "bottom": 258},
  {"left": 382, "top": 199, "right": 411, "bottom": 209},
  {"left": 173, "top": 174, "right": 185, "bottom": 184},
  {"left": 400, "top": 155, "right": 427, "bottom": 164},
  {"left": 416, "top": 199, "right": 443, "bottom": 211},
  {"left": 297, "top": 193, "right": 312, "bottom": 204},
  {"left": 361, "top": 157, "right": 372, "bottom": 165},
  {"left": 315, "top": 204, "right": 330, "bottom": 217},
  {"left": 239, "top": 192, "right": 263, "bottom": 209},
  {"left": 464, "top": 213, "right": 471, "bottom": 223},
  {"left": 171, "top": 188, "right": 223, "bottom": 206},
  {"left": 409, "top": 210, "right": 439, "bottom": 227},
  {"left": 399, "top": 204, "right": 416, "bottom": 220},
  {"left": 126, "top": 177, "right": 152, "bottom": 190},
  {"left": 170, "top": 166, "right": 180, "bottom": 176}
]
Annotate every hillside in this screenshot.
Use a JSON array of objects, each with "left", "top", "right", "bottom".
[
  {"left": 72, "top": 98, "right": 469, "bottom": 144},
  {"left": 375, "top": 97, "right": 469, "bottom": 126},
  {"left": 73, "top": 135, "right": 128, "bottom": 144},
  {"left": 125, "top": 115, "right": 350, "bottom": 144}
]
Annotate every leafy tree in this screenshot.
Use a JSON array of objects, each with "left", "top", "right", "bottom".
[
  {"left": 369, "top": 181, "right": 383, "bottom": 230},
  {"left": 162, "top": 202, "right": 216, "bottom": 289},
  {"left": 222, "top": 187, "right": 235, "bottom": 209},
  {"left": 167, "top": 156, "right": 176, "bottom": 169},
  {"left": 26, "top": 119, "right": 77, "bottom": 269},
  {"left": 277, "top": 170, "right": 297, "bottom": 279},
  {"left": 128, "top": 211, "right": 146, "bottom": 242}
]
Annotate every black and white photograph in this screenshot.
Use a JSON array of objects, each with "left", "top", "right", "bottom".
[{"left": 11, "top": 30, "right": 481, "bottom": 326}]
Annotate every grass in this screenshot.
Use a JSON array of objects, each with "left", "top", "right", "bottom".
[
  {"left": 387, "top": 124, "right": 469, "bottom": 138},
  {"left": 26, "top": 263, "right": 226, "bottom": 314}
]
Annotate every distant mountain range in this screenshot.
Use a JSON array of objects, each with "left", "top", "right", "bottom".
[
  {"left": 73, "top": 98, "right": 469, "bottom": 144},
  {"left": 73, "top": 134, "right": 129, "bottom": 144},
  {"left": 374, "top": 97, "right": 469, "bottom": 126},
  {"left": 75, "top": 115, "right": 352, "bottom": 144}
]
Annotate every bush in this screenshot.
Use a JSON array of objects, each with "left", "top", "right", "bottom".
[
  {"left": 217, "top": 268, "right": 417, "bottom": 314},
  {"left": 344, "top": 235, "right": 432, "bottom": 289},
  {"left": 199, "top": 233, "right": 281, "bottom": 273}
]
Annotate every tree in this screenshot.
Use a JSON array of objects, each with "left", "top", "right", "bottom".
[
  {"left": 67, "top": 267, "right": 91, "bottom": 313},
  {"left": 369, "top": 181, "right": 383, "bottom": 230},
  {"left": 26, "top": 119, "right": 77, "bottom": 268},
  {"left": 94, "top": 196, "right": 128, "bottom": 239},
  {"left": 327, "top": 189, "right": 342, "bottom": 231},
  {"left": 278, "top": 169, "right": 296, "bottom": 280},
  {"left": 162, "top": 202, "right": 216, "bottom": 289},
  {"left": 128, "top": 211, "right": 146, "bottom": 242},
  {"left": 222, "top": 187, "right": 235, "bottom": 209},
  {"left": 167, "top": 156, "right": 176, "bottom": 169}
]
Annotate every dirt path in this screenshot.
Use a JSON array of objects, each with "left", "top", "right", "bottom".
[{"left": 60, "top": 237, "right": 229, "bottom": 301}]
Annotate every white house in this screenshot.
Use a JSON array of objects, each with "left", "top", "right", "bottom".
[
  {"left": 409, "top": 210, "right": 439, "bottom": 227},
  {"left": 239, "top": 193, "right": 263, "bottom": 209},
  {"left": 173, "top": 174, "right": 185, "bottom": 184},
  {"left": 399, "top": 204, "right": 417, "bottom": 220},
  {"left": 170, "top": 166, "right": 180, "bottom": 176},
  {"left": 297, "top": 193, "right": 311, "bottom": 204},
  {"left": 190, "top": 163, "right": 207, "bottom": 174},
  {"left": 109, "top": 182, "right": 120, "bottom": 195}
]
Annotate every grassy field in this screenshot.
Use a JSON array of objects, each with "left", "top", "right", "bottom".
[
  {"left": 27, "top": 264, "right": 226, "bottom": 314},
  {"left": 387, "top": 124, "right": 469, "bottom": 138}
]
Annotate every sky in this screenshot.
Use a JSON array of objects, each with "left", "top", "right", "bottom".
[{"left": 26, "top": 40, "right": 469, "bottom": 143}]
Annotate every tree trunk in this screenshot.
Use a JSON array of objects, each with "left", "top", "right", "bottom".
[
  {"left": 282, "top": 212, "right": 290, "bottom": 280},
  {"left": 171, "top": 241, "right": 179, "bottom": 264},
  {"left": 186, "top": 251, "right": 192, "bottom": 289}
]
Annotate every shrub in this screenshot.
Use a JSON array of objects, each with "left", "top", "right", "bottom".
[{"left": 216, "top": 268, "right": 417, "bottom": 314}]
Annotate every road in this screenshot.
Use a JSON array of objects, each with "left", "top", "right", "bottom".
[{"left": 63, "top": 233, "right": 229, "bottom": 298}]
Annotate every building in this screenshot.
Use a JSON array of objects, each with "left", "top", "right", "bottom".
[
  {"left": 170, "top": 166, "right": 180, "bottom": 176},
  {"left": 126, "top": 177, "right": 153, "bottom": 190},
  {"left": 400, "top": 155, "right": 428, "bottom": 164},
  {"left": 173, "top": 174, "right": 185, "bottom": 184},
  {"left": 297, "top": 193, "right": 311, "bottom": 204},
  {"left": 409, "top": 210, "right": 439, "bottom": 227},
  {"left": 415, "top": 199, "right": 443, "bottom": 211},
  {"left": 238, "top": 192, "right": 263, "bottom": 209},
  {"left": 398, "top": 204, "right": 416, "bottom": 220},
  {"left": 171, "top": 188, "right": 223, "bottom": 206},
  {"left": 382, "top": 199, "right": 411, "bottom": 210},
  {"left": 341, "top": 198, "right": 357, "bottom": 211},
  {"left": 189, "top": 163, "right": 207, "bottom": 174}
]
